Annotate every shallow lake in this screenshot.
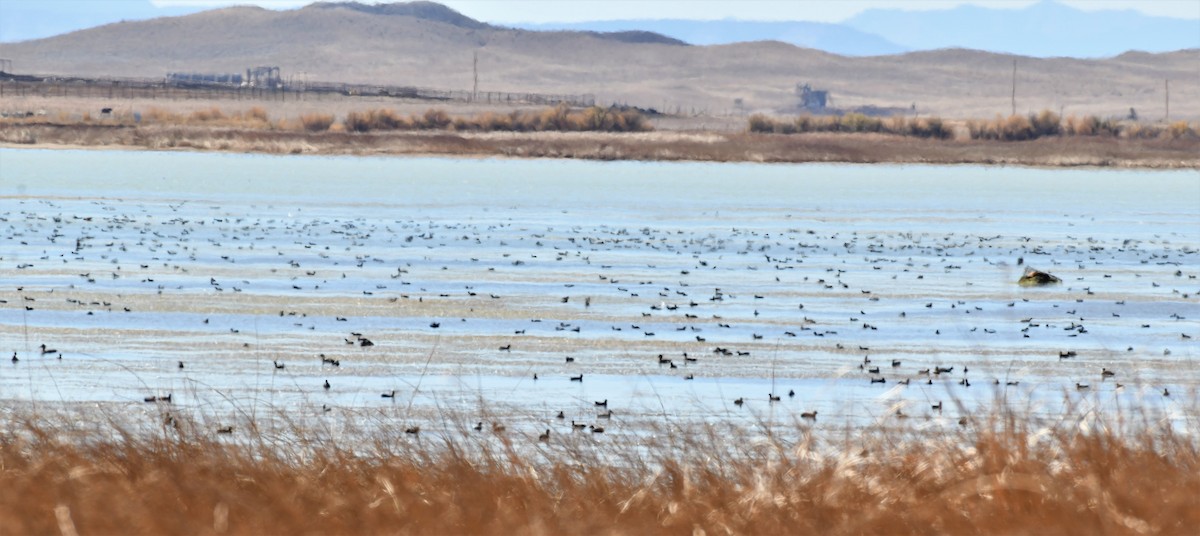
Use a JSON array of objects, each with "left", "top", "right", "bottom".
[{"left": 2, "top": 148, "right": 1198, "bottom": 439}]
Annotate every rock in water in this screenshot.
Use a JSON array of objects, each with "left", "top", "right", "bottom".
[{"left": 1018, "top": 267, "right": 1061, "bottom": 286}]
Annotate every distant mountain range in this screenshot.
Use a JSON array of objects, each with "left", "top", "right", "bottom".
[
  {"left": 517, "top": 0, "right": 1197, "bottom": 58},
  {"left": 518, "top": 20, "right": 908, "bottom": 57},
  {"left": 2, "top": 0, "right": 1197, "bottom": 58},
  {"left": 845, "top": 0, "right": 1200, "bottom": 58},
  {"left": 2, "top": 1, "right": 1196, "bottom": 120}
]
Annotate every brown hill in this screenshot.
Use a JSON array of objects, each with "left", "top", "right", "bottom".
[{"left": 1, "top": 1, "right": 1195, "bottom": 120}]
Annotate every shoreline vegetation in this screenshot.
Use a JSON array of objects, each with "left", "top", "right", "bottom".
[
  {"left": 2, "top": 401, "right": 1197, "bottom": 535},
  {"left": 1, "top": 104, "right": 1197, "bottom": 168}
]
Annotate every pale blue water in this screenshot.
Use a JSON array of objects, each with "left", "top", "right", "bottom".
[{"left": 2, "top": 148, "right": 1198, "bottom": 437}]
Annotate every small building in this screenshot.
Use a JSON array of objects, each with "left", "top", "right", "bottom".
[
  {"left": 796, "top": 83, "right": 828, "bottom": 111},
  {"left": 244, "top": 66, "right": 281, "bottom": 89}
]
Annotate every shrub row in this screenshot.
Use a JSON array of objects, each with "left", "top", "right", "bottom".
[
  {"left": 748, "top": 113, "right": 953, "bottom": 139},
  {"left": 749, "top": 110, "right": 1197, "bottom": 141},
  {"left": 336, "top": 105, "right": 650, "bottom": 133},
  {"left": 968, "top": 111, "right": 1196, "bottom": 141}
]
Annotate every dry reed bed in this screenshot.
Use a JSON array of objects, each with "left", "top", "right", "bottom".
[
  {"left": 3, "top": 122, "right": 1198, "bottom": 168},
  {"left": 750, "top": 109, "right": 1198, "bottom": 142},
  {"left": 2, "top": 401, "right": 1198, "bottom": 535}
]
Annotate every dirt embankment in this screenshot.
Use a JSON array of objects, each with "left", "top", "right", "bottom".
[{"left": 3, "top": 121, "right": 1198, "bottom": 169}]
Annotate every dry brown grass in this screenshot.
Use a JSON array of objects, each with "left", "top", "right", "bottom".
[
  {"left": 967, "top": 110, "right": 1197, "bottom": 141},
  {"left": 299, "top": 112, "right": 335, "bottom": 132},
  {"left": 1, "top": 400, "right": 1197, "bottom": 535},
  {"left": 750, "top": 113, "right": 953, "bottom": 139},
  {"left": 338, "top": 104, "right": 650, "bottom": 133},
  {"left": 2, "top": 101, "right": 1197, "bottom": 167},
  {"left": 3, "top": 122, "right": 1199, "bottom": 168},
  {"left": 749, "top": 110, "right": 1198, "bottom": 144}
]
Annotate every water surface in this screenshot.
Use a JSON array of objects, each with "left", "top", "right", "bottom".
[{"left": 2, "top": 148, "right": 1197, "bottom": 438}]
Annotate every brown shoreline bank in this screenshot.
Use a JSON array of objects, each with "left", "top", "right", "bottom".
[{"left": 3, "top": 122, "right": 1198, "bottom": 168}]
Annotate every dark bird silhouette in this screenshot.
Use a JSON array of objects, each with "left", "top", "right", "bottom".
[
  {"left": 382, "top": 390, "right": 395, "bottom": 398},
  {"left": 801, "top": 411, "right": 817, "bottom": 420},
  {"left": 39, "top": 344, "right": 57, "bottom": 355},
  {"left": 323, "top": 379, "right": 331, "bottom": 390},
  {"left": 538, "top": 429, "right": 551, "bottom": 442},
  {"left": 569, "top": 374, "right": 583, "bottom": 382}
]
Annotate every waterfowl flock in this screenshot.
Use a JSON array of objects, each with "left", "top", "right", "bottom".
[{"left": 1, "top": 154, "right": 1197, "bottom": 440}]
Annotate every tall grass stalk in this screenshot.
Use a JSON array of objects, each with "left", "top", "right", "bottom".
[{"left": 2, "top": 399, "right": 1196, "bottom": 535}]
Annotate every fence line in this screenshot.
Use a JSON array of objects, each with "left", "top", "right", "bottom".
[{"left": 0, "top": 72, "right": 595, "bottom": 107}]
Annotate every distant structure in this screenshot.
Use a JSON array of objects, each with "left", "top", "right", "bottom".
[
  {"left": 166, "top": 66, "right": 281, "bottom": 88},
  {"left": 167, "top": 71, "right": 243, "bottom": 86},
  {"left": 245, "top": 66, "right": 281, "bottom": 89},
  {"left": 796, "top": 83, "right": 828, "bottom": 111}
]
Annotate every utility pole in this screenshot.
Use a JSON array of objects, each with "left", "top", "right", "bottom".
[
  {"left": 1165, "top": 79, "right": 1170, "bottom": 122},
  {"left": 1011, "top": 59, "right": 1017, "bottom": 117},
  {"left": 472, "top": 51, "right": 478, "bottom": 102}
]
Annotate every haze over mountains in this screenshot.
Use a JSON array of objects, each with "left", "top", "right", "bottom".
[
  {"left": 521, "top": 1, "right": 1198, "bottom": 58},
  {"left": 845, "top": 0, "right": 1199, "bottom": 58},
  {"left": 0, "top": 1, "right": 1196, "bottom": 119},
  {"left": 513, "top": 20, "right": 909, "bottom": 57}
]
